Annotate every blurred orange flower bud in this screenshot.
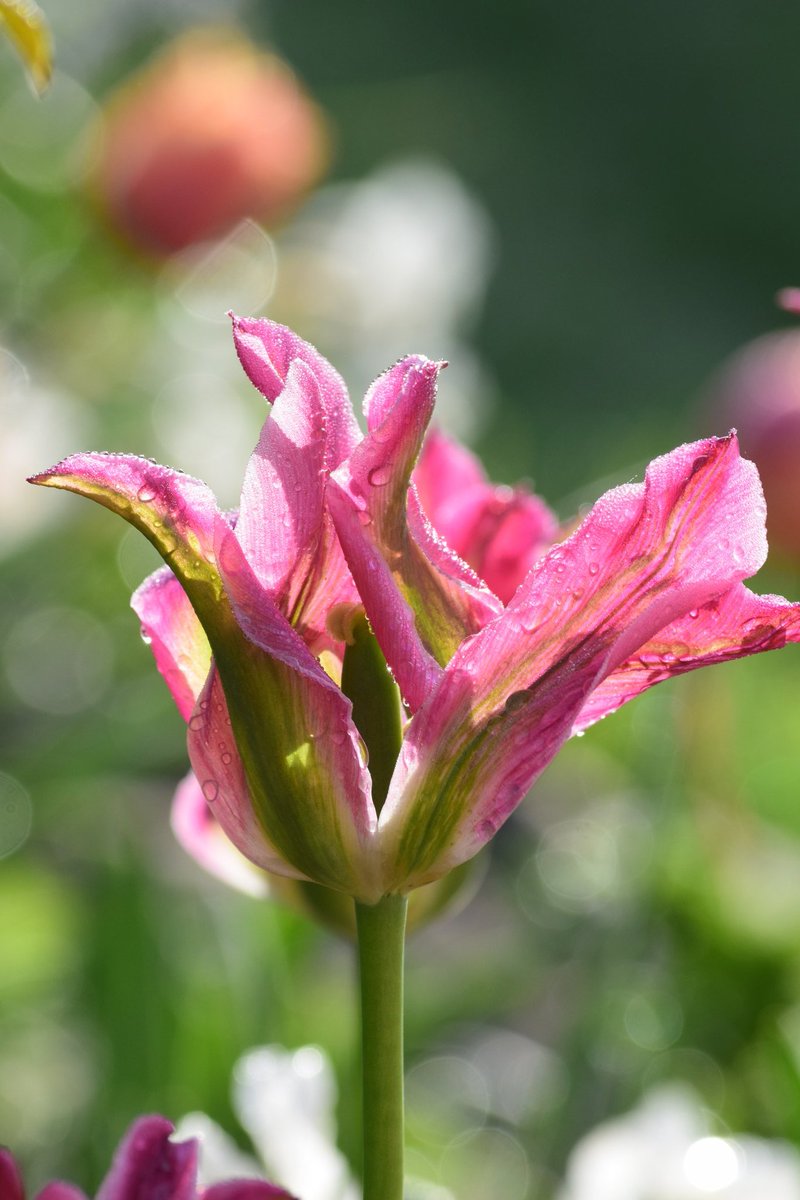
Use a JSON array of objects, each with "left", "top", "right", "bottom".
[
  {"left": 712, "top": 330, "right": 800, "bottom": 560},
  {"left": 88, "top": 28, "right": 329, "bottom": 257}
]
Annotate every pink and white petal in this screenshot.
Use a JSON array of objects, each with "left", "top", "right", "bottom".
[
  {"left": 235, "top": 359, "right": 356, "bottom": 641},
  {"left": 573, "top": 582, "right": 800, "bottom": 733},
  {"left": 329, "top": 357, "right": 501, "bottom": 711},
  {"left": 212, "top": 525, "right": 380, "bottom": 900},
  {"left": 203, "top": 1183, "right": 299, "bottom": 1200},
  {"left": 96, "top": 1116, "right": 197, "bottom": 1200},
  {"left": 231, "top": 314, "right": 360, "bottom": 469},
  {"left": 132, "top": 568, "right": 212, "bottom": 721},
  {"left": 379, "top": 435, "right": 770, "bottom": 888},
  {"left": 171, "top": 772, "right": 271, "bottom": 898}
]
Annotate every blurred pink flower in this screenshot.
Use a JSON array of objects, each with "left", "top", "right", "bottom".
[
  {"left": 31, "top": 319, "right": 800, "bottom": 901},
  {"left": 0, "top": 1115, "right": 295, "bottom": 1200},
  {"left": 88, "top": 29, "right": 328, "bottom": 257},
  {"left": 712, "top": 329, "right": 800, "bottom": 560}
]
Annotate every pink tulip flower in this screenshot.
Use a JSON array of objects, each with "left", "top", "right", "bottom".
[
  {"left": 31, "top": 318, "right": 800, "bottom": 902},
  {"left": 0, "top": 1115, "right": 295, "bottom": 1200}
]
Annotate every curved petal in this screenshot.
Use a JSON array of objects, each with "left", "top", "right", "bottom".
[
  {"left": 203, "top": 1183, "right": 299, "bottom": 1200},
  {"left": 214, "top": 525, "right": 379, "bottom": 899},
  {"left": 379, "top": 435, "right": 770, "bottom": 889},
  {"left": 236, "top": 359, "right": 355, "bottom": 646},
  {"left": 0, "top": 1150, "right": 25, "bottom": 1200},
  {"left": 414, "top": 429, "right": 557, "bottom": 603},
  {"left": 96, "top": 1116, "right": 197, "bottom": 1200},
  {"left": 171, "top": 772, "right": 271, "bottom": 897},
  {"left": 573, "top": 582, "right": 800, "bottom": 733},
  {"left": 35, "top": 1187, "right": 87, "bottom": 1200},
  {"left": 329, "top": 357, "right": 501, "bottom": 712},
  {"left": 30, "top": 453, "right": 377, "bottom": 897},
  {"left": 132, "top": 567, "right": 212, "bottom": 721},
  {"left": 231, "top": 314, "right": 359, "bottom": 469}
]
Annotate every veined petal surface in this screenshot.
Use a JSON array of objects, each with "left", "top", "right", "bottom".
[
  {"left": 30, "top": 453, "right": 378, "bottom": 899},
  {"left": 329, "top": 357, "right": 501, "bottom": 712},
  {"left": 574, "top": 582, "right": 800, "bottom": 733},
  {"left": 236, "top": 359, "right": 355, "bottom": 646},
  {"left": 379, "top": 435, "right": 768, "bottom": 888},
  {"left": 231, "top": 314, "right": 359, "bottom": 469}
]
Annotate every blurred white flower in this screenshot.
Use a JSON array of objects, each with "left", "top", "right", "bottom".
[
  {"left": 272, "top": 158, "right": 497, "bottom": 443},
  {"left": 0, "top": 350, "right": 90, "bottom": 558},
  {"left": 176, "top": 1043, "right": 453, "bottom": 1200},
  {"left": 558, "top": 1085, "right": 800, "bottom": 1200}
]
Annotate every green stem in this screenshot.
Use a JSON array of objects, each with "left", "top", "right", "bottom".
[{"left": 355, "top": 893, "right": 408, "bottom": 1200}]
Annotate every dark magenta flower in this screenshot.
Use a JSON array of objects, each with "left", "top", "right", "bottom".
[
  {"left": 31, "top": 319, "right": 800, "bottom": 901},
  {"left": 0, "top": 1115, "right": 296, "bottom": 1200}
]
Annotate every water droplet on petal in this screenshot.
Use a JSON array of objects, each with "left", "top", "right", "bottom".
[
  {"left": 188, "top": 713, "right": 204, "bottom": 731},
  {"left": 688, "top": 609, "right": 699, "bottom": 619},
  {"left": 221, "top": 751, "right": 233, "bottom": 766},
  {"left": 504, "top": 690, "right": 529, "bottom": 714},
  {"left": 367, "top": 464, "right": 393, "bottom": 487},
  {"left": 589, "top": 563, "right": 599, "bottom": 576},
  {"left": 201, "top": 779, "right": 219, "bottom": 802},
  {"left": 358, "top": 510, "right": 372, "bottom": 526},
  {"left": 137, "top": 485, "right": 156, "bottom": 503}
]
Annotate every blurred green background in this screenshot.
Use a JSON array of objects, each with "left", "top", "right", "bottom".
[{"left": 3, "top": 2, "right": 800, "bottom": 1198}]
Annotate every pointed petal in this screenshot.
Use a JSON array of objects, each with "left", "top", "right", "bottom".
[
  {"left": 574, "top": 582, "right": 800, "bottom": 733},
  {"left": 31, "top": 454, "right": 376, "bottom": 897},
  {"left": 96, "top": 1116, "right": 196, "bottom": 1200},
  {"left": 213, "top": 526, "right": 379, "bottom": 899},
  {"left": 171, "top": 771, "right": 271, "bottom": 897},
  {"left": 0, "top": 1150, "right": 25, "bottom": 1200},
  {"left": 132, "top": 567, "right": 212, "bottom": 721},
  {"left": 236, "top": 359, "right": 356, "bottom": 644},
  {"left": 414, "top": 429, "right": 558, "bottom": 603},
  {"left": 231, "top": 314, "right": 359, "bottom": 468},
  {"left": 379, "top": 434, "right": 770, "bottom": 888},
  {"left": 0, "top": 0, "right": 53, "bottom": 94},
  {"left": 29, "top": 454, "right": 224, "bottom": 631},
  {"left": 329, "top": 357, "right": 501, "bottom": 711}
]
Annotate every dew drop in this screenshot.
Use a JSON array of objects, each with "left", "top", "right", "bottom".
[
  {"left": 137, "top": 485, "right": 156, "bottom": 503},
  {"left": 368, "top": 464, "right": 393, "bottom": 487},
  {"left": 330, "top": 729, "right": 347, "bottom": 746},
  {"left": 504, "top": 690, "right": 529, "bottom": 714},
  {"left": 688, "top": 609, "right": 699, "bottom": 619},
  {"left": 188, "top": 713, "right": 204, "bottom": 732},
  {"left": 572, "top": 588, "right": 584, "bottom": 601},
  {"left": 201, "top": 780, "right": 219, "bottom": 802},
  {"left": 221, "top": 751, "right": 233, "bottom": 766},
  {"left": 589, "top": 563, "right": 599, "bottom": 576},
  {"left": 358, "top": 511, "right": 372, "bottom": 526}
]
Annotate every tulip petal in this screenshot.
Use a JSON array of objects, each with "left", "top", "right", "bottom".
[
  {"left": 171, "top": 771, "right": 271, "bottom": 897},
  {"left": 414, "top": 428, "right": 557, "bottom": 602},
  {"left": 213, "top": 525, "right": 379, "bottom": 898},
  {"left": 380, "top": 435, "right": 770, "bottom": 888},
  {"left": 231, "top": 314, "right": 360, "bottom": 469},
  {"left": 236, "top": 359, "right": 355, "bottom": 646},
  {"left": 204, "top": 1183, "right": 299, "bottom": 1200},
  {"left": 96, "top": 1116, "right": 197, "bottom": 1200},
  {"left": 329, "top": 357, "right": 501, "bottom": 712},
  {"left": 0, "top": 1150, "right": 25, "bottom": 1200},
  {"left": 31, "top": 454, "right": 378, "bottom": 898},
  {"left": 574, "top": 582, "right": 800, "bottom": 733},
  {"left": 34, "top": 1187, "right": 87, "bottom": 1200},
  {"left": 132, "top": 567, "right": 212, "bottom": 721}
]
